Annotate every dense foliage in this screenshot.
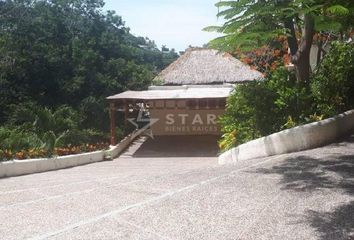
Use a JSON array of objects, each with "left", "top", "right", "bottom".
[
  {"left": 209, "top": 0, "right": 354, "bottom": 151},
  {"left": 311, "top": 42, "right": 354, "bottom": 117},
  {"left": 219, "top": 41, "right": 354, "bottom": 151},
  {"left": 0, "top": 0, "right": 178, "bottom": 160},
  {"left": 218, "top": 67, "right": 313, "bottom": 150},
  {"left": 205, "top": 0, "right": 354, "bottom": 82}
]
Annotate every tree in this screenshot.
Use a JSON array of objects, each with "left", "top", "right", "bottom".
[
  {"left": 0, "top": 0, "right": 178, "bottom": 123},
  {"left": 205, "top": 0, "right": 354, "bottom": 82}
]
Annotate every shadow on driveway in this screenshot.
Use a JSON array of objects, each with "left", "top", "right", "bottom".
[
  {"left": 132, "top": 135, "right": 220, "bottom": 158},
  {"left": 254, "top": 154, "right": 354, "bottom": 194},
  {"left": 253, "top": 141, "right": 354, "bottom": 239},
  {"left": 307, "top": 201, "right": 354, "bottom": 240}
]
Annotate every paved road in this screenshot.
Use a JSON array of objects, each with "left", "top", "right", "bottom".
[{"left": 0, "top": 136, "right": 353, "bottom": 240}]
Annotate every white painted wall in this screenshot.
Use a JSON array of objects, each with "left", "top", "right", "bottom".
[{"left": 219, "top": 110, "right": 354, "bottom": 165}]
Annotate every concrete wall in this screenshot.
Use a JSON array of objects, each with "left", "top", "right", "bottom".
[
  {"left": 0, "top": 131, "right": 141, "bottom": 178},
  {"left": 0, "top": 151, "right": 105, "bottom": 178},
  {"left": 219, "top": 110, "right": 354, "bottom": 165}
]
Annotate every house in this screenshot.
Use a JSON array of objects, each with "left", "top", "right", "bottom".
[{"left": 106, "top": 48, "right": 263, "bottom": 145}]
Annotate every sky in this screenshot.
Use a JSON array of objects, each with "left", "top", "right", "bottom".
[{"left": 103, "top": 0, "right": 222, "bottom": 52}]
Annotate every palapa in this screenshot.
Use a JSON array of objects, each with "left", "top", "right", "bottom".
[{"left": 154, "top": 48, "right": 263, "bottom": 85}]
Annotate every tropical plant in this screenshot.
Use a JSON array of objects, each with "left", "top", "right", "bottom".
[
  {"left": 0, "top": 127, "right": 42, "bottom": 153},
  {"left": 311, "top": 41, "right": 354, "bottom": 117},
  {"left": 218, "top": 67, "right": 314, "bottom": 151},
  {"left": 205, "top": 0, "right": 354, "bottom": 82}
]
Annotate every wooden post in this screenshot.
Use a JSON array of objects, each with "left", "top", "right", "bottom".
[
  {"left": 124, "top": 100, "right": 129, "bottom": 133},
  {"left": 109, "top": 102, "right": 116, "bottom": 146}
]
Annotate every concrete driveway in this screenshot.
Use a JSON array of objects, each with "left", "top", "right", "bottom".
[{"left": 0, "top": 136, "right": 353, "bottom": 240}]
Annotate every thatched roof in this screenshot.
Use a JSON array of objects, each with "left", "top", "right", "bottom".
[
  {"left": 107, "top": 85, "right": 233, "bottom": 101},
  {"left": 155, "top": 48, "right": 263, "bottom": 85}
]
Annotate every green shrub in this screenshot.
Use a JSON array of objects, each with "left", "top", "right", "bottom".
[
  {"left": 0, "top": 127, "right": 42, "bottom": 153},
  {"left": 311, "top": 41, "right": 354, "bottom": 117},
  {"left": 219, "top": 81, "right": 278, "bottom": 146},
  {"left": 61, "top": 129, "right": 109, "bottom": 146},
  {"left": 0, "top": 104, "right": 113, "bottom": 160},
  {"left": 79, "top": 96, "right": 109, "bottom": 132},
  {"left": 219, "top": 67, "right": 314, "bottom": 151}
]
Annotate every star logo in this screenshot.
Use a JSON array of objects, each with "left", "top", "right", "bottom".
[{"left": 128, "top": 110, "right": 159, "bottom": 139}]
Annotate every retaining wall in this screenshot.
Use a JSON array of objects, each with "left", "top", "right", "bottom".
[
  {"left": 0, "top": 131, "right": 140, "bottom": 178},
  {"left": 219, "top": 109, "right": 354, "bottom": 165}
]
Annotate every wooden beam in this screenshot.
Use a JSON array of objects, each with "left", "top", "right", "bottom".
[{"left": 109, "top": 102, "right": 116, "bottom": 146}]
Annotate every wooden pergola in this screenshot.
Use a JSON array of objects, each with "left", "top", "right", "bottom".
[{"left": 106, "top": 85, "right": 233, "bottom": 145}]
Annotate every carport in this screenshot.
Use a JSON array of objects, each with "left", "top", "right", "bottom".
[
  {"left": 106, "top": 48, "right": 263, "bottom": 156},
  {"left": 106, "top": 85, "right": 233, "bottom": 146}
]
